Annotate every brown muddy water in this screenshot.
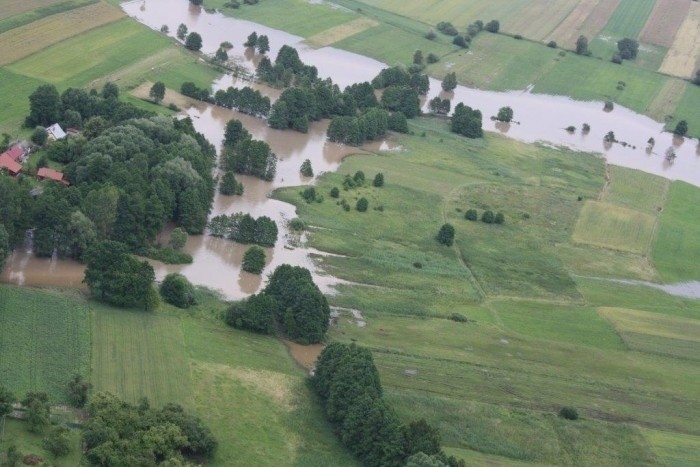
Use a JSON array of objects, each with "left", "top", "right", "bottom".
[{"left": 4, "top": 0, "right": 700, "bottom": 296}]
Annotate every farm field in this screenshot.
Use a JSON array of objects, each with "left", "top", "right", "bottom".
[
  {"left": 659, "top": 1, "right": 700, "bottom": 78},
  {"left": 0, "top": 0, "right": 98, "bottom": 35},
  {"left": 277, "top": 117, "right": 700, "bottom": 463},
  {"left": 672, "top": 81, "right": 700, "bottom": 133},
  {"left": 0, "top": 286, "right": 90, "bottom": 403},
  {"left": 572, "top": 201, "right": 656, "bottom": 254},
  {"left": 640, "top": 0, "right": 691, "bottom": 48}
]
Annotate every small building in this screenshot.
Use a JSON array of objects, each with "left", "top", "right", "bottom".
[
  {"left": 37, "top": 167, "right": 69, "bottom": 185},
  {"left": 46, "top": 123, "right": 67, "bottom": 141},
  {"left": 0, "top": 153, "right": 22, "bottom": 176},
  {"left": 1, "top": 144, "right": 28, "bottom": 163}
]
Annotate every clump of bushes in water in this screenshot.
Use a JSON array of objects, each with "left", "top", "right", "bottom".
[
  {"left": 300, "top": 159, "right": 313, "bottom": 177},
  {"left": 144, "top": 246, "right": 193, "bottom": 265},
  {"left": 226, "top": 265, "right": 330, "bottom": 343},
  {"left": 208, "top": 213, "right": 278, "bottom": 247},
  {"left": 559, "top": 406, "right": 579, "bottom": 420},
  {"left": 312, "top": 343, "right": 465, "bottom": 466},
  {"left": 219, "top": 171, "right": 244, "bottom": 195},
  {"left": 242, "top": 246, "right": 266, "bottom": 274},
  {"left": 289, "top": 218, "right": 305, "bottom": 231}
]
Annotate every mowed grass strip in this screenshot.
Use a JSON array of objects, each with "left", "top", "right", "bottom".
[
  {"left": 659, "top": 2, "right": 700, "bottom": 78},
  {"left": 91, "top": 303, "right": 192, "bottom": 407},
  {"left": 572, "top": 201, "right": 656, "bottom": 253},
  {"left": 8, "top": 19, "right": 170, "bottom": 88},
  {"left": 603, "top": 165, "right": 668, "bottom": 213},
  {"left": 652, "top": 181, "right": 700, "bottom": 281},
  {"left": 0, "top": 286, "right": 90, "bottom": 402},
  {"left": 599, "top": 0, "right": 656, "bottom": 39},
  {"left": 643, "top": 428, "right": 700, "bottom": 467},
  {"left": 305, "top": 17, "right": 379, "bottom": 47},
  {"left": 0, "top": 1, "right": 124, "bottom": 66}
]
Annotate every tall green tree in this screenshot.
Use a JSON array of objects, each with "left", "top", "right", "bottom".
[
  {"left": 185, "top": 32, "right": 203, "bottom": 51},
  {"left": 441, "top": 72, "right": 457, "bottom": 92},
  {"left": 149, "top": 81, "right": 166, "bottom": 103},
  {"left": 28, "top": 84, "right": 61, "bottom": 126}
]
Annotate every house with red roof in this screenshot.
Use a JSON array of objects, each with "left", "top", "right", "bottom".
[
  {"left": 2, "top": 145, "right": 25, "bottom": 162},
  {"left": 0, "top": 153, "right": 22, "bottom": 176},
  {"left": 37, "top": 167, "right": 69, "bottom": 185}
]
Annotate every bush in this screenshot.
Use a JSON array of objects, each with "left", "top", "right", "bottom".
[
  {"left": 330, "top": 186, "right": 340, "bottom": 198},
  {"left": 413, "top": 262, "right": 423, "bottom": 269},
  {"left": 43, "top": 427, "right": 72, "bottom": 458},
  {"left": 424, "top": 30, "right": 436, "bottom": 40},
  {"left": 559, "top": 406, "right": 579, "bottom": 420},
  {"left": 449, "top": 313, "right": 469, "bottom": 322},
  {"left": 611, "top": 53, "right": 623, "bottom": 64},
  {"left": 481, "top": 210, "right": 495, "bottom": 223},
  {"left": 495, "top": 212, "right": 505, "bottom": 224},
  {"left": 673, "top": 120, "right": 688, "bottom": 137},
  {"left": 436, "top": 223, "right": 455, "bottom": 246},
  {"left": 302, "top": 187, "right": 317, "bottom": 203},
  {"left": 289, "top": 218, "right": 305, "bottom": 231},
  {"left": 373, "top": 172, "right": 384, "bottom": 187},
  {"left": 485, "top": 20, "right": 500, "bottom": 33},
  {"left": 67, "top": 374, "right": 91, "bottom": 408},
  {"left": 160, "top": 273, "right": 196, "bottom": 308},
  {"left": 145, "top": 247, "right": 193, "bottom": 264},
  {"left": 31, "top": 127, "right": 48, "bottom": 146},
  {"left": 452, "top": 36, "right": 468, "bottom": 48},
  {"left": 226, "top": 294, "right": 276, "bottom": 334},
  {"left": 547, "top": 41, "right": 557, "bottom": 48},
  {"left": 242, "top": 246, "right": 266, "bottom": 274},
  {"left": 604, "top": 101, "right": 614, "bottom": 111},
  {"left": 465, "top": 209, "right": 478, "bottom": 221},
  {"left": 566, "top": 126, "right": 576, "bottom": 133},
  {"left": 426, "top": 53, "right": 439, "bottom": 64},
  {"left": 353, "top": 170, "right": 365, "bottom": 185},
  {"left": 582, "top": 123, "right": 591, "bottom": 133},
  {"left": 513, "top": 34, "right": 522, "bottom": 40},
  {"left": 356, "top": 197, "right": 369, "bottom": 212},
  {"left": 169, "top": 227, "right": 188, "bottom": 250}
]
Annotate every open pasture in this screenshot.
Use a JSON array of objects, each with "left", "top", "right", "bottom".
[
  {"left": 643, "top": 428, "right": 700, "bottom": 467},
  {"left": 7, "top": 19, "right": 170, "bottom": 89},
  {"left": 640, "top": 0, "right": 692, "bottom": 48},
  {"left": 0, "top": 0, "right": 97, "bottom": 35},
  {"left": 0, "top": 1, "right": 124, "bottom": 66},
  {"left": 602, "top": 165, "right": 668, "bottom": 213},
  {"left": 659, "top": 2, "right": 700, "bottom": 78},
  {"left": 652, "top": 181, "right": 700, "bottom": 282},
  {"left": 1, "top": 418, "right": 83, "bottom": 467},
  {"left": 572, "top": 201, "right": 656, "bottom": 254},
  {"left": 0, "top": 286, "right": 90, "bottom": 402},
  {"left": 0, "top": 69, "right": 46, "bottom": 134}
]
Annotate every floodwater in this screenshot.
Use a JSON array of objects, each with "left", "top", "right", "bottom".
[
  {"left": 4, "top": 0, "right": 700, "bottom": 296},
  {"left": 603, "top": 278, "right": 700, "bottom": 300}
]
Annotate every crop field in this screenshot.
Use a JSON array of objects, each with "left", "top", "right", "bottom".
[
  {"left": 647, "top": 78, "right": 688, "bottom": 123},
  {"left": 548, "top": 0, "right": 606, "bottom": 48},
  {"left": 0, "top": 0, "right": 83, "bottom": 21},
  {"left": 7, "top": 19, "right": 170, "bottom": 88},
  {"left": 306, "top": 17, "right": 379, "bottom": 48},
  {"left": 572, "top": 201, "right": 656, "bottom": 254},
  {"left": 0, "top": 0, "right": 98, "bottom": 35},
  {"left": 0, "top": 286, "right": 90, "bottom": 402},
  {"left": 0, "top": 1, "right": 124, "bottom": 66},
  {"left": 598, "top": 0, "right": 656, "bottom": 39},
  {"left": 640, "top": 0, "right": 692, "bottom": 48},
  {"left": 659, "top": 2, "right": 700, "bottom": 78},
  {"left": 652, "top": 181, "right": 700, "bottom": 282}
]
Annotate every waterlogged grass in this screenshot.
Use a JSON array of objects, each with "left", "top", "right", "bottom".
[
  {"left": 7, "top": 19, "right": 170, "bottom": 88},
  {"left": 0, "top": 286, "right": 90, "bottom": 403},
  {"left": 652, "top": 181, "right": 700, "bottom": 282}
]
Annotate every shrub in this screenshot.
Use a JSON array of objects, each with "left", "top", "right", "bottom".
[
  {"left": 426, "top": 53, "right": 439, "bottom": 64},
  {"left": 513, "top": 34, "right": 523, "bottom": 40},
  {"left": 353, "top": 170, "right": 365, "bottom": 185},
  {"left": 485, "top": 20, "right": 500, "bottom": 33},
  {"left": 160, "top": 273, "right": 196, "bottom": 308},
  {"left": 673, "top": 120, "right": 688, "bottom": 137},
  {"left": 611, "top": 53, "right": 623, "bottom": 65},
  {"left": 436, "top": 223, "right": 455, "bottom": 246},
  {"left": 373, "top": 172, "right": 384, "bottom": 187},
  {"left": 413, "top": 262, "right": 423, "bottom": 269},
  {"left": 566, "top": 126, "right": 576, "bottom": 133},
  {"left": 356, "top": 197, "right": 369, "bottom": 212},
  {"left": 481, "top": 210, "right": 495, "bottom": 223},
  {"left": 465, "top": 209, "right": 478, "bottom": 221},
  {"left": 547, "top": 41, "right": 557, "bottom": 48},
  {"left": 289, "top": 218, "right": 305, "bottom": 231},
  {"left": 226, "top": 294, "right": 276, "bottom": 334},
  {"left": 424, "top": 30, "right": 436, "bottom": 40},
  {"left": 67, "top": 374, "right": 91, "bottom": 408},
  {"left": 453, "top": 35, "right": 468, "bottom": 48},
  {"left": 145, "top": 247, "right": 193, "bottom": 264},
  {"left": 31, "top": 127, "right": 48, "bottom": 146},
  {"left": 301, "top": 187, "right": 317, "bottom": 203},
  {"left": 330, "top": 187, "right": 340, "bottom": 198},
  {"left": 496, "top": 106, "right": 513, "bottom": 123},
  {"left": 449, "top": 313, "right": 469, "bottom": 322},
  {"left": 559, "top": 406, "right": 579, "bottom": 420},
  {"left": 43, "top": 427, "right": 72, "bottom": 458},
  {"left": 169, "top": 227, "right": 188, "bottom": 250},
  {"left": 604, "top": 101, "right": 614, "bottom": 111},
  {"left": 242, "top": 246, "right": 266, "bottom": 274},
  {"left": 582, "top": 123, "right": 591, "bottom": 133},
  {"left": 495, "top": 212, "right": 505, "bottom": 224}
]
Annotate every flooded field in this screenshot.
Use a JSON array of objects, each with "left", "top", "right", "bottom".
[{"left": 3, "top": 0, "right": 700, "bottom": 298}]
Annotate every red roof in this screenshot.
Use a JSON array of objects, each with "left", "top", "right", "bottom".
[
  {"left": 0, "top": 153, "right": 22, "bottom": 175},
  {"left": 2, "top": 145, "right": 24, "bottom": 162},
  {"left": 37, "top": 167, "right": 67, "bottom": 184}
]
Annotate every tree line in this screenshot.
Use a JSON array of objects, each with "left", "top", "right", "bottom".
[
  {"left": 226, "top": 264, "right": 330, "bottom": 344},
  {"left": 208, "top": 212, "right": 278, "bottom": 247},
  {"left": 312, "top": 343, "right": 465, "bottom": 466}
]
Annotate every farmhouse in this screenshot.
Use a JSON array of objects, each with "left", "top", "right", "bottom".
[
  {"left": 0, "top": 153, "right": 22, "bottom": 176},
  {"left": 37, "top": 167, "right": 69, "bottom": 185},
  {"left": 46, "top": 123, "right": 67, "bottom": 141},
  {"left": 1, "top": 144, "right": 28, "bottom": 163}
]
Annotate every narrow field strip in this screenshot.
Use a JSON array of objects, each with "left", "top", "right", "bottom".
[
  {"left": 548, "top": 0, "right": 601, "bottom": 47},
  {"left": 600, "top": 0, "right": 656, "bottom": 39},
  {"left": 576, "top": 0, "right": 621, "bottom": 45},
  {"left": 0, "top": 0, "right": 98, "bottom": 35},
  {"left": 0, "top": 1, "right": 124, "bottom": 66},
  {"left": 505, "top": 0, "right": 578, "bottom": 41},
  {"left": 659, "top": 2, "right": 700, "bottom": 78},
  {"left": 0, "top": 0, "right": 73, "bottom": 20},
  {"left": 647, "top": 78, "right": 688, "bottom": 122},
  {"left": 640, "top": 0, "right": 692, "bottom": 48},
  {"left": 306, "top": 17, "right": 379, "bottom": 47}
]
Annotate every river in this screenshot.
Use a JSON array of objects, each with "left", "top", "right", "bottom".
[{"left": 2, "top": 0, "right": 699, "bottom": 298}]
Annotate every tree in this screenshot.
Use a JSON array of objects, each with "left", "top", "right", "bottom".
[
  {"left": 160, "top": 273, "right": 196, "bottom": 308},
  {"left": 356, "top": 197, "right": 369, "bottom": 212},
  {"left": 226, "top": 293, "right": 276, "bottom": 334},
  {"left": 190, "top": 0, "right": 204, "bottom": 5},
  {"left": 219, "top": 171, "right": 244, "bottom": 195},
  {"left": 694, "top": 69, "right": 700, "bottom": 85},
  {"left": 388, "top": 112, "right": 409, "bottom": 133},
  {"left": 437, "top": 223, "right": 455, "bottom": 246},
  {"left": 406, "top": 452, "right": 448, "bottom": 467},
  {"left": 224, "top": 119, "right": 251, "bottom": 146},
  {"left": 185, "top": 32, "right": 203, "bottom": 51},
  {"left": 176, "top": 24, "right": 188, "bottom": 41},
  {"left": 242, "top": 246, "right": 266, "bottom": 274},
  {"left": 373, "top": 173, "right": 384, "bottom": 187},
  {"left": 575, "top": 35, "right": 589, "bottom": 55},
  {"left": 43, "top": 427, "right": 72, "bottom": 458},
  {"left": 441, "top": 72, "right": 457, "bottom": 92},
  {"left": 404, "top": 419, "right": 442, "bottom": 457},
  {"left": 617, "top": 38, "right": 639, "bottom": 60},
  {"left": 23, "top": 392, "right": 50, "bottom": 434},
  {"left": 300, "top": 159, "right": 314, "bottom": 177},
  {"left": 150, "top": 81, "right": 166, "bottom": 103},
  {"left": 485, "top": 20, "right": 500, "bottom": 33},
  {"left": 244, "top": 31, "right": 258, "bottom": 47},
  {"left": 453, "top": 35, "right": 467, "bottom": 48},
  {"left": 496, "top": 106, "right": 513, "bottom": 123},
  {"left": 330, "top": 187, "right": 340, "bottom": 198},
  {"left": 215, "top": 47, "right": 228, "bottom": 62},
  {"left": 102, "top": 82, "right": 119, "bottom": 100},
  {"left": 481, "top": 210, "right": 495, "bottom": 223},
  {"left": 451, "top": 103, "right": 483, "bottom": 138},
  {"left": 257, "top": 35, "right": 270, "bottom": 54},
  {"left": 413, "top": 50, "right": 424, "bottom": 65},
  {"left": 0, "top": 386, "right": 14, "bottom": 418},
  {"left": 31, "top": 126, "right": 48, "bottom": 146},
  {"left": 673, "top": 120, "right": 688, "bottom": 136},
  {"left": 160, "top": 25, "right": 169, "bottom": 33},
  {"left": 28, "top": 84, "right": 61, "bottom": 126},
  {"left": 169, "top": 227, "right": 188, "bottom": 250},
  {"left": 67, "top": 374, "right": 92, "bottom": 408},
  {"left": 465, "top": 209, "right": 477, "bottom": 221}
]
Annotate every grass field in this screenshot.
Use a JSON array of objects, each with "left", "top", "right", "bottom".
[
  {"left": 0, "top": 418, "right": 83, "bottom": 466},
  {"left": 652, "top": 181, "right": 700, "bottom": 282},
  {"left": 603, "top": 165, "right": 668, "bottom": 213},
  {"left": 572, "top": 201, "right": 656, "bottom": 254},
  {"left": 0, "top": 0, "right": 97, "bottom": 35},
  {"left": 0, "top": 286, "right": 90, "bottom": 403},
  {"left": 598, "top": 0, "right": 656, "bottom": 39},
  {"left": 672, "top": 80, "right": 700, "bottom": 135},
  {"left": 659, "top": 2, "right": 700, "bottom": 78},
  {"left": 643, "top": 428, "right": 700, "bottom": 466}
]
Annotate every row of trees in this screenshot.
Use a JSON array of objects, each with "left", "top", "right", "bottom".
[
  {"left": 213, "top": 86, "right": 271, "bottom": 117},
  {"left": 208, "top": 212, "right": 278, "bottom": 247},
  {"left": 312, "top": 343, "right": 465, "bottom": 466},
  {"left": 327, "top": 108, "right": 407, "bottom": 146},
  {"left": 244, "top": 31, "right": 270, "bottom": 54},
  {"left": 226, "top": 265, "right": 330, "bottom": 343}
]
